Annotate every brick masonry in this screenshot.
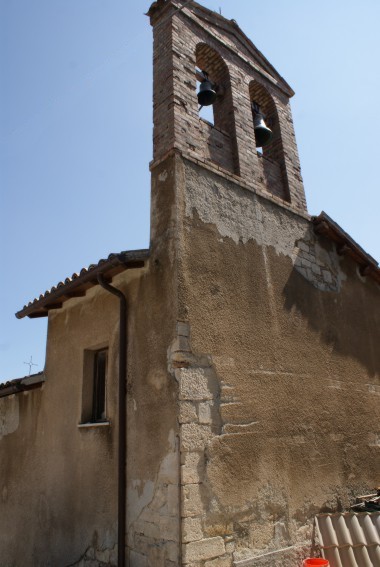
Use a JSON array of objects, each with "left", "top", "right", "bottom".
[
  {"left": 149, "top": 0, "right": 307, "bottom": 214},
  {"left": 145, "top": 3, "right": 380, "bottom": 567}
]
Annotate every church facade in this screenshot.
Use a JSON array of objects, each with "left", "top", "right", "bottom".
[{"left": 1, "top": 1, "right": 379, "bottom": 566}]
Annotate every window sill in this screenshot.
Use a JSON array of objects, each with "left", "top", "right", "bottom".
[{"left": 77, "top": 421, "right": 111, "bottom": 429}]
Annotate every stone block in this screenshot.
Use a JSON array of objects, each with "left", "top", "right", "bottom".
[
  {"left": 297, "top": 241, "right": 309, "bottom": 252},
  {"left": 323, "top": 270, "right": 332, "bottom": 283},
  {"left": 205, "top": 556, "right": 232, "bottom": 567},
  {"left": 198, "top": 402, "right": 212, "bottom": 424},
  {"left": 182, "top": 483, "right": 204, "bottom": 517},
  {"left": 179, "top": 401, "right": 198, "bottom": 423},
  {"left": 181, "top": 451, "right": 204, "bottom": 484},
  {"left": 177, "top": 368, "right": 214, "bottom": 401},
  {"left": 181, "top": 423, "right": 213, "bottom": 451},
  {"left": 182, "top": 537, "right": 225, "bottom": 562},
  {"left": 171, "top": 335, "right": 191, "bottom": 353},
  {"left": 182, "top": 516, "right": 204, "bottom": 543}
]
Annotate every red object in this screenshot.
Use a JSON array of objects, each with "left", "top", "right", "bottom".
[{"left": 303, "top": 560, "right": 329, "bottom": 566}]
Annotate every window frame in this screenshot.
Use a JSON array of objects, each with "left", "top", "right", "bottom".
[{"left": 80, "top": 346, "right": 109, "bottom": 426}]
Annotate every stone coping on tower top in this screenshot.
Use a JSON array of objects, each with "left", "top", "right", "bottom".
[{"left": 147, "top": 0, "right": 294, "bottom": 97}]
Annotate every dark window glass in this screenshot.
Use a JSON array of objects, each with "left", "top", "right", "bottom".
[{"left": 92, "top": 349, "right": 107, "bottom": 422}]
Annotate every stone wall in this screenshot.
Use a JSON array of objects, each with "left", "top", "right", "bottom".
[{"left": 170, "top": 156, "right": 380, "bottom": 566}]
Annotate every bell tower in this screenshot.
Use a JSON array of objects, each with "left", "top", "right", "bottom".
[
  {"left": 148, "top": 0, "right": 307, "bottom": 213},
  {"left": 126, "top": 3, "right": 380, "bottom": 567}
]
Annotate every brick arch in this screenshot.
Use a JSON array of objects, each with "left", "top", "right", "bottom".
[
  {"left": 249, "top": 80, "right": 290, "bottom": 201},
  {"left": 195, "top": 43, "right": 239, "bottom": 174}
]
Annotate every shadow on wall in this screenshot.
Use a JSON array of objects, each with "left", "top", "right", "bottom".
[{"left": 282, "top": 238, "right": 380, "bottom": 379}]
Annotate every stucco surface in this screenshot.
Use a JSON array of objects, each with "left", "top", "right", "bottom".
[
  {"left": 0, "top": 286, "right": 120, "bottom": 566},
  {"left": 176, "top": 157, "right": 380, "bottom": 565},
  {"left": 1, "top": 147, "right": 379, "bottom": 566},
  {"left": 0, "top": 395, "right": 19, "bottom": 439},
  {"left": 0, "top": 193, "right": 181, "bottom": 567}
]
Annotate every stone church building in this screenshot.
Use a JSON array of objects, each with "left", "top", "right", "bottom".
[{"left": 1, "top": 1, "right": 379, "bottom": 566}]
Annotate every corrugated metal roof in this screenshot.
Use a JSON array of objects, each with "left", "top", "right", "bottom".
[
  {"left": 316, "top": 512, "right": 380, "bottom": 567},
  {"left": 16, "top": 249, "right": 149, "bottom": 319}
]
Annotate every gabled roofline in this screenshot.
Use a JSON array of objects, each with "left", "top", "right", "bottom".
[
  {"left": 16, "top": 249, "right": 150, "bottom": 320},
  {"left": 147, "top": 0, "right": 294, "bottom": 97},
  {"left": 189, "top": 2, "right": 294, "bottom": 96}
]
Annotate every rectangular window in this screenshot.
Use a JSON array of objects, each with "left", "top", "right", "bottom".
[
  {"left": 81, "top": 347, "right": 108, "bottom": 425},
  {"left": 92, "top": 349, "right": 107, "bottom": 422}
]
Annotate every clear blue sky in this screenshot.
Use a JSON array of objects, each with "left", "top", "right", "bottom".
[{"left": 1, "top": 0, "right": 379, "bottom": 381}]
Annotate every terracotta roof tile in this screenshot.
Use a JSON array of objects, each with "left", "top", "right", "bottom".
[
  {"left": 16, "top": 249, "right": 149, "bottom": 320},
  {"left": 0, "top": 372, "right": 45, "bottom": 398},
  {"left": 316, "top": 512, "right": 380, "bottom": 566}
]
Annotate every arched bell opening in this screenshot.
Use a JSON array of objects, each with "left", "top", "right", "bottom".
[
  {"left": 249, "top": 81, "right": 290, "bottom": 202},
  {"left": 195, "top": 43, "right": 239, "bottom": 175}
]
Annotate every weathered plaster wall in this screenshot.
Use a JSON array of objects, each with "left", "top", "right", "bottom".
[
  {"left": 0, "top": 174, "right": 181, "bottom": 567},
  {"left": 0, "top": 286, "right": 120, "bottom": 567},
  {"left": 126, "top": 156, "right": 182, "bottom": 566},
  {"left": 173, "top": 157, "right": 380, "bottom": 566}
]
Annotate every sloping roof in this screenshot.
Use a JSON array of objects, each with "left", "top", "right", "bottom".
[
  {"left": 147, "top": 0, "right": 294, "bottom": 96},
  {"left": 0, "top": 372, "right": 46, "bottom": 398},
  {"left": 16, "top": 249, "right": 149, "bottom": 320},
  {"left": 316, "top": 512, "right": 380, "bottom": 567},
  {"left": 312, "top": 212, "right": 380, "bottom": 285}
]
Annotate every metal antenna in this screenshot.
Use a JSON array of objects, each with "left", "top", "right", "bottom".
[
  {"left": 219, "top": 7, "right": 222, "bottom": 15},
  {"left": 23, "top": 356, "right": 38, "bottom": 376}
]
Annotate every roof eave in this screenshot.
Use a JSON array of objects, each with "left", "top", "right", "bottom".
[
  {"left": 0, "top": 373, "right": 46, "bottom": 398},
  {"left": 313, "top": 212, "right": 380, "bottom": 284},
  {"left": 16, "top": 249, "right": 150, "bottom": 320}
]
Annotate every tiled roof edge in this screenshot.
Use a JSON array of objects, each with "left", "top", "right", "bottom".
[
  {"left": 16, "top": 249, "right": 150, "bottom": 320},
  {"left": 312, "top": 212, "right": 380, "bottom": 284},
  {"left": 0, "top": 372, "right": 46, "bottom": 398}
]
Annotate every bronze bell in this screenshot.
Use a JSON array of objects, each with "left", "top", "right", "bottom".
[
  {"left": 252, "top": 102, "right": 273, "bottom": 147},
  {"left": 197, "top": 72, "right": 217, "bottom": 107}
]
